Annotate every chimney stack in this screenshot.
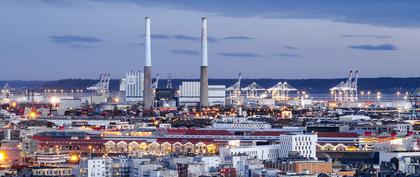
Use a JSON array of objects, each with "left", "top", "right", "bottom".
[
  {"left": 200, "top": 17, "right": 209, "bottom": 107},
  {"left": 143, "top": 17, "right": 153, "bottom": 111}
]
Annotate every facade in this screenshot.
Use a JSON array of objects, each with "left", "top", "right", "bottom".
[
  {"left": 125, "top": 71, "right": 144, "bottom": 102},
  {"left": 36, "top": 153, "right": 69, "bottom": 165},
  {"left": 32, "top": 167, "right": 73, "bottom": 177},
  {"left": 278, "top": 134, "right": 317, "bottom": 159},
  {"left": 220, "top": 144, "right": 283, "bottom": 160},
  {"left": 119, "top": 78, "right": 126, "bottom": 92},
  {"left": 219, "top": 134, "right": 320, "bottom": 163},
  {"left": 316, "top": 132, "right": 360, "bottom": 151},
  {"left": 79, "top": 158, "right": 113, "bottom": 177},
  {"left": 178, "top": 82, "right": 225, "bottom": 106},
  {"left": 213, "top": 117, "right": 272, "bottom": 129},
  {"left": 380, "top": 151, "right": 420, "bottom": 175},
  {"left": 264, "top": 160, "right": 333, "bottom": 174},
  {"left": 129, "top": 159, "right": 162, "bottom": 177}
]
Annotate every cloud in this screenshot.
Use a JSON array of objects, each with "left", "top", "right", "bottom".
[
  {"left": 273, "top": 53, "right": 299, "bottom": 57},
  {"left": 173, "top": 34, "right": 199, "bottom": 41},
  {"left": 207, "top": 37, "right": 218, "bottom": 43},
  {"left": 219, "top": 52, "right": 260, "bottom": 57},
  {"left": 223, "top": 36, "right": 255, "bottom": 40},
  {"left": 50, "top": 35, "right": 103, "bottom": 44},
  {"left": 171, "top": 49, "right": 200, "bottom": 55},
  {"left": 93, "top": 0, "right": 420, "bottom": 27},
  {"left": 152, "top": 34, "right": 171, "bottom": 39},
  {"left": 69, "top": 44, "right": 94, "bottom": 49},
  {"left": 140, "top": 33, "right": 171, "bottom": 39},
  {"left": 341, "top": 34, "right": 390, "bottom": 39},
  {"left": 126, "top": 43, "right": 145, "bottom": 48},
  {"left": 349, "top": 44, "right": 397, "bottom": 51},
  {"left": 173, "top": 34, "right": 218, "bottom": 43},
  {"left": 283, "top": 46, "right": 297, "bottom": 50}
]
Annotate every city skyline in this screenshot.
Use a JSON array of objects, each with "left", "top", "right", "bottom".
[{"left": 1, "top": 0, "right": 420, "bottom": 80}]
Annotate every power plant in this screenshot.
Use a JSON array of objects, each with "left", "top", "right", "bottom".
[
  {"left": 200, "top": 17, "right": 209, "bottom": 107},
  {"left": 143, "top": 17, "right": 153, "bottom": 111}
]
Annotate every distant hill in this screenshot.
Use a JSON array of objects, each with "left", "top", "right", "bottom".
[{"left": 1, "top": 77, "right": 419, "bottom": 94}]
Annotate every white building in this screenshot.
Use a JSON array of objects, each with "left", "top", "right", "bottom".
[
  {"left": 129, "top": 159, "right": 161, "bottom": 177},
  {"left": 231, "top": 155, "right": 264, "bottom": 177},
  {"left": 119, "top": 78, "right": 126, "bottom": 92},
  {"left": 220, "top": 144, "right": 283, "bottom": 160},
  {"left": 195, "top": 156, "right": 222, "bottom": 172},
  {"left": 212, "top": 117, "right": 272, "bottom": 129},
  {"left": 339, "top": 115, "right": 371, "bottom": 122},
  {"left": 380, "top": 151, "right": 420, "bottom": 175},
  {"left": 220, "top": 134, "right": 317, "bottom": 160},
  {"left": 178, "top": 81, "right": 225, "bottom": 106},
  {"left": 374, "top": 135, "right": 417, "bottom": 151},
  {"left": 394, "top": 122, "right": 413, "bottom": 135},
  {"left": 149, "top": 169, "right": 178, "bottom": 177},
  {"left": 58, "top": 98, "right": 82, "bottom": 116},
  {"left": 79, "top": 158, "right": 113, "bottom": 177},
  {"left": 36, "top": 153, "right": 69, "bottom": 165},
  {"left": 125, "top": 71, "right": 144, "bottom": 102},
  {"left": 278, "top": 134, "right": 317, "bottom": 160}
]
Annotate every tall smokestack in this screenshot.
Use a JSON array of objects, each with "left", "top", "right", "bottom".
[
  {"left": 200, "top": 17, "right": 209, "bottom": 107},
  {"left": 143, "top": 17, "right": 153, "bottom": 111}
]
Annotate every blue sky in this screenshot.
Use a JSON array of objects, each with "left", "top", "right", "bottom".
[{"left": 0, "top": 0, "right": 419, "bottom": 80}]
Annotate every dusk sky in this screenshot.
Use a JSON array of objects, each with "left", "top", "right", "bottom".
[{"left": 1, "top": 0, "right": 420, "bottom": 80}]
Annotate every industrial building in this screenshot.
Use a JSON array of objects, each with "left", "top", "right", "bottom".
[
  {"left": 178, "top": 81, "right": 225, "bottom": 106},
  {"left": 124, "top": 71, "right": 144, "bottom": 102}
]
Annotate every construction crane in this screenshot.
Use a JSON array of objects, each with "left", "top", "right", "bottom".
[
  {"left": 330, "top": 70, "right": 358, "bottom": 102},
  {"left": 87, "top": 73, "right": 110, "bottom": 95},
  {"left": 227, "top": 73, "right": 242, "bottom": 105}
]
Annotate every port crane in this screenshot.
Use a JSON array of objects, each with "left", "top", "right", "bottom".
[
  {"left": 409, "top": 88, "right": 420, "bottom": 118},
  {"left": 152, "top": 73, "right": 159, "bottom": 89},
  {"left": 166, "top": 74, "right": 173, "bottom": 89},
  {"left": 330, "top": 70, "right": 358, "bottom": 102},
  {"left": 87, "top": 73, "right": 110, "bottom": 95},
  {"left": 227, "top": 73, "right": 242, "bottom": 105},
  {"left": 268, "top": 82, "right": 297, "bottom": 101},
  {"left": 242, "top": 82, "right": 265, "bottom": 98},
  {"left": 1, "top": 83, "right": 10, "bottom": 103}
]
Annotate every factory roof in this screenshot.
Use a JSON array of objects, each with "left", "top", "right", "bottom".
[{"left": 317, "top": 132, "right": 359, "bottom": 138}]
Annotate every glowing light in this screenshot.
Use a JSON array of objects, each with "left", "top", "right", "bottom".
[
  {"left": 346, "top": 146, "right": 358, "bottom": 151},
  {"left": 207, "top": 144, "right": 217, "bottom": 154},
  {"left": 153, "top": 120, "right": 159, "bottom": 126},
  {"left": 50, "top": 96, "right": 60, "bottom": 105},
  {"left": 70, "top": 154, "right": 79, "bottom": 162},
  {"left": 29, "top": 111, "right": 37, "bottom": 118},
  {"left": 0, "top": 151, "right": 6, "bottom": 161}
]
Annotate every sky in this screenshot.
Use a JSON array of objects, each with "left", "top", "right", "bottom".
[{"left": 0, "top": 0, "right": 420, "bottom": 80}]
